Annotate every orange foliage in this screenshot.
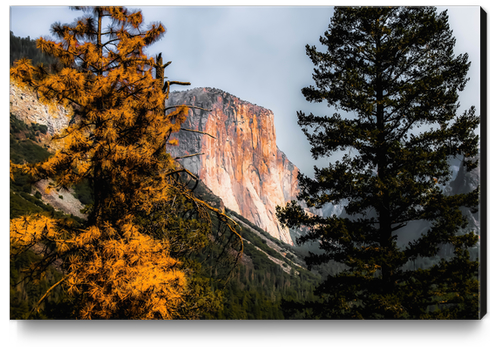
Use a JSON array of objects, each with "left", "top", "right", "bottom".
[
  {"left": 10, "top": 215, "right": 186, "bottom": 319},
  {"left": 10, "top": 6, "right": 187, "bottom": 224},
  {"left": 10, "top": 6, "right": 191, "bottom": 319},
  {"left": 10, "top": 6, "right": 242, "bottom": 319}
]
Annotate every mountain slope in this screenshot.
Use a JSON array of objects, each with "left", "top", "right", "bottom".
[
  {"left": 9, "top": 79, "right": 319, "bottom": 320},
  {"left": 167, "top": 87, "right": 301, "bottom": 245}
]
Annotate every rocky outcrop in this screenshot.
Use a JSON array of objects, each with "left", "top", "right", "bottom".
[
  {"left": 450, "top": 153, "right": 480, "bottom": 196},
  {"left": 10, "top": 82, "right": 71, "bottom": 136},
  {"left": 10, "top": 82, "right": 303, "bottom": 245},
  {"left": 450, "top": 153, "right": 481, "bottom": 241},
  {"left": 168, "top": 88, "right": 300, "bottom": 245},
  {"left": 10, "top": 81, "right": 85, "bottom": 218},
  {"left": 33, "top": 179, "right": 86, "bottom": 219}
]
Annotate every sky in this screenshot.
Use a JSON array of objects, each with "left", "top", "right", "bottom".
[{"left": 8, "top": 3, "right": 482, "bottom": 178}]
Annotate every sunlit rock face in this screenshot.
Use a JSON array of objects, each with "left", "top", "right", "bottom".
[
  {"left": 168, "top": 88, "right": 300, "bottom": 245},
  {"left": 10, "top": 82, "right": 71, "bottom": 135}
]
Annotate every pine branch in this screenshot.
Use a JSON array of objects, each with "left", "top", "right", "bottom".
[
  {"left": 165, "top": 168, "right": 199, "bottom": 181},
  {"left": 183, "top": 190, "right": 243, "bottom": 255},
  {"left": 28, "top": 275, "right": 69, "bottom": 318},
  {"left": 169, "top": 81, "right": 191, "bottom": 86}
]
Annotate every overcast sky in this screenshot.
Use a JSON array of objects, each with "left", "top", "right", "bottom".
[{"left": 9, "top": 4, "right": 482, "bottom": 177}]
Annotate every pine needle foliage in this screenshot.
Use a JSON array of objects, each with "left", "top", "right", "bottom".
[
  {"left": 276, "top": 6, "right": 480, "bottom": 319},
  {"left": 10, "top": 6, "right": 241, "bottom": 319}
]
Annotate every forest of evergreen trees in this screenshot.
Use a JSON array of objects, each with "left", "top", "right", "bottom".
[
  {"left": 10, "top": 31, "right": 58, "bottom": 70},
  {"left": 9, "top": 4, "right": 483, "bottom": 321}
]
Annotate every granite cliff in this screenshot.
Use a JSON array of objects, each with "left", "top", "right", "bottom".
[
  {"left": 10, "top": 82, "right": 300, "bottom": 244},
  {"left": 10, "top": 82, "right": 71, "bottom": 136},
  {"left": 168, "top": 88, "right": 300, "bottom": 245}
]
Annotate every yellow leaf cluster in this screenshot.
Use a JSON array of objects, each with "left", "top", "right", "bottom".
[
  {"left": 10, "top": 214, "right": 186, "bottom": 319},
  {"left": 10, "top": 215, "right": 59, "bottom": 248},
  {"left": 9, "top": 5, "right": 190, "bottom": 219},
  {"left": 10, "top": 6, "right": 242, "bottom": 319},
  {"left": 69, "top": 223, "right": 186, "bottom": 320}
]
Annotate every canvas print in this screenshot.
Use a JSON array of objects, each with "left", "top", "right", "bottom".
[{"left": 9, "top": 5, "right": 485, "bottom": 320}]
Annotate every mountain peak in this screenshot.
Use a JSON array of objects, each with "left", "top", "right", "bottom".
[
  {"left": 168, "top": 88, "right": 298, "bottom": 245},
  {"left": 170, "top": 87, "right": 272, "bottom": 112}
]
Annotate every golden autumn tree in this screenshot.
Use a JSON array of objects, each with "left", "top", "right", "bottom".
[{"left": 10, "top": 6, "right": 241, "bottom": 319}]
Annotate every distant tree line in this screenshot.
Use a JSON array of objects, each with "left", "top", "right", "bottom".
[{"left": 10, "top": 31, "right": 59, "bottom": 70}]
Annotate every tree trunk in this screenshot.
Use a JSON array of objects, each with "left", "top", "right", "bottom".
[{"left": 374, "top": 30, "right": 394, "bottom": 297}]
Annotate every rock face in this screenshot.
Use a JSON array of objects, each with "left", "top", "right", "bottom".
[
  {"left": 10, "top": 82, "right": 71, "bottom": 135},
  {"left": 168, "top": 88, "right": 299, "bottom": 245},
  {"left": 9, "top": 82, "right": 304, "bottom": 245},
  {"left": 450, "top": 153, "right": 481, "bottom": 240},
  {"left": 450, "top": 153, "right": 480, "bottom": 196}
]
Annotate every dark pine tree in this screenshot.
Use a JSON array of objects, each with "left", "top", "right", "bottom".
[{"left": 277, "top": 6, "right": 480, "bottom": 319}]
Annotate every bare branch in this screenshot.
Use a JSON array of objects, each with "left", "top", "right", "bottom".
[
  {"left": 165, "top": 168, "right": 199, "bottom": 181},
  {"left": 28, "top": 275, "right": 69, "bottom": 318},
  {"left": 169, "top": 81, "right": 191, "bottom": 86},
  {"left": 183, "top": 191, "right": 243, "bottom": 255},
  {"left": 180, "top": 128, "right": 217, "bottom": 139},
  {"left": 175, "top": 153, "right": 205, "bottom": 160}
]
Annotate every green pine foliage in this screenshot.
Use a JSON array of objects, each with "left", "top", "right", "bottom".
[
  {"left": 72, "top": 179, "right": 93, "bottom": 206},
  {"left": 277, "top": 6, "right": 480, "bottom": 319},
  {"left": 212, "top": 210, "right": 322, "bottom": 319},
  {"left": 10, "top": 114, "right": 50, "bottom": 165},
  {"left": 10, "top": 250, "right": 71, "bottom": 319}
]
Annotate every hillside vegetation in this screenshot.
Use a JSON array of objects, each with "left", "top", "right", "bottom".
[
  {"left": 9, "top": 111, "right": 326, "bottom": 319},
  {"left": 10, "top": 29, "right": 328, "bottom": 317}
]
